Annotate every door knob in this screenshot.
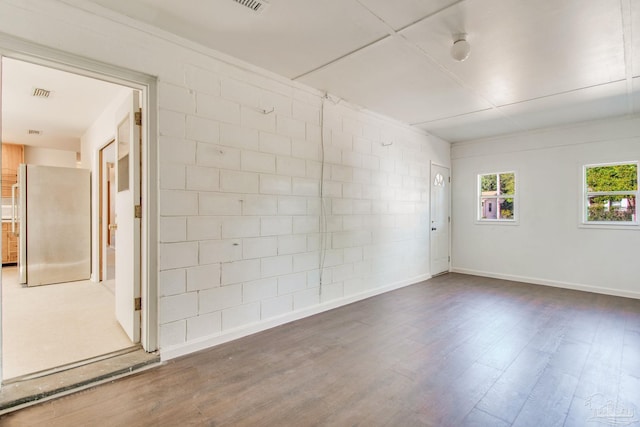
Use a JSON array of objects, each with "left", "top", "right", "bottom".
[{"left": 109, "top": 224, "right": 118, "bottom": 231}]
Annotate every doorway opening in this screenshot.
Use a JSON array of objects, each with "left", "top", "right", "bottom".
[{"left": 0, "top": 56, "right": 149, "bottom": 385}]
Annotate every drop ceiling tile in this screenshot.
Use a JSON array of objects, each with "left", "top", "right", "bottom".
[
  {"left": 415, "top": 108, "right": 524, "bottom": 143},
  {"left": 298, "top": 36, "right": 491, "bottom": 125},
  {"left": 633, "top": 77, "right": 640, "bottom": 113},
  {"left": 87, "top": 0, "right": 391, "bottom": 79},
  {"left": 633, "top": 1, "right": 640, "bottom": 77},
  {"left": 402, "top": 0, "right": 626, "bottom": 106},
  {"left": 498, "top": 80, "right": 630, "bottom": 131},
  {"left": 84, "top": 0, "right": 637, "bottom": 143},
  {"left": 356, "top": 0, "right": 460, "bottom": 31}
]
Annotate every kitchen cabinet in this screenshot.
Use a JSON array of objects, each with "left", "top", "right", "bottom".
[
  {"left": 2, "top": 222, "right": 18, "bottom": 264},
  {"left": 2, "top": 143, "right": 24, "bottom": 198}
]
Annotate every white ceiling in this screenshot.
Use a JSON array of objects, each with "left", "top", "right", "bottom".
[
  {"left": 1, "top": 58, "right": 128, "bottom": 152},
  {"left": 81, "top": 0, "right": 639, "bottom": 142}
]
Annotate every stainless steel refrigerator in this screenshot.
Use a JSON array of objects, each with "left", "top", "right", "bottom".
[{"left": 13, "top": 164, "right": 91, "bottom": 286}]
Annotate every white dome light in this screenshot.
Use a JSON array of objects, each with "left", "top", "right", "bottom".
[{"left": 451, "top": 37, "right": 471, "bottom": 62}]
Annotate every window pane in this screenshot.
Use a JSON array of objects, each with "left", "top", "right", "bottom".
[
  {"left": 118, "top": 154, "right": 129, "bottom": 192},
  {"left": 481, "top": 197, "right": 498, "bottom": 219},
  {"left": 500, "top": 173, "right": 515, "bottom": 195},
  {"left": 586, "top": 164, "right": 637, "bottom": 192},
  {"left": 479, "top": 172, "right": 517, "bottom": 222},
  {"left": 499, "top": 198, "right": 514, "bottom": 220},
  {"left": 481, "top": 174, "right": 497, "bottom": 195},
  {"left": 587, "top": 194, "right": 636, "bottom": 222},
  {"left": 117, "top": 115, "right": 130, "bottom": 192}
]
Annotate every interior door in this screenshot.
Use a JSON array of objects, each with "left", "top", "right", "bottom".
[
  {"left": 430, "top": 164, "right": 450, "bottom": 276},
  {"left": 99, "top": 142, "right": 116, "bottom": 282},
  {"left": 115, "top": 90, "right": 141, "bottom": 343}
]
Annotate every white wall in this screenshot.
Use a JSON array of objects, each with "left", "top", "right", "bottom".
[
  {"left": 24, "top": 146, "right": 76, "bottom": 168},
  {"left": 0, "top": 0, "right": 450, "bottom": 358},
  {"left": 451, "top": 115, "right": 640, "bottom": 298},
  {"left": 80, "top": 88, "right": 132, "bottom": 170}
]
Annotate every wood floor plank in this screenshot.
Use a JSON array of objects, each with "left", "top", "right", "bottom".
[
  {"left": 616, "top": 374, "right": 640, "bottom": 426},
  {"left": 511, "top": 367, "right": 578, "bottom": 427},
  {"left": 461, "top": 408, "right": 510, "bottom": 427},
  {"left": 475, "top": 348, "right": 552, "bottom": 424},
  {"left": 2, "top": 273, "right": 640, "bottom": 426}
]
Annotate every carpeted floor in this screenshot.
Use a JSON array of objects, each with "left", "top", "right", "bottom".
[{"left": 1, "top": 266, "right": 133, "bottom": 379}]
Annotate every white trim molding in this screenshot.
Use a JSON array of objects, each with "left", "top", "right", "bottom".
[{"left": 451, "top": 268, "right": 640, "bottom": 300}]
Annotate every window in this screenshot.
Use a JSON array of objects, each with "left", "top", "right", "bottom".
[
  {"left": 584, "top": 162, "right": 638, "bottom": 224},
  {"left": 478, "top": 172, "right": 516, "bottom": 221}
]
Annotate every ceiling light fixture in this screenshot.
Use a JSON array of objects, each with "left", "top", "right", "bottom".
[{"left": 451, "top": 34, "right": 471, "bottom": 62}]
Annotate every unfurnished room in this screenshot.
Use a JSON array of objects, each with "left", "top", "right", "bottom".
[{"left": 0, "top": 0, "right": 638, "bottom": 426}]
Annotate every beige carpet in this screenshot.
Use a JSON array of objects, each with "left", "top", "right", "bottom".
[{"left": 1, "top": 266, "right": 133, "bottom": 380}]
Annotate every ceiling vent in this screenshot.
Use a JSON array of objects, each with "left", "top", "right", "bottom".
[
  {"left": 28, "top": 129, "right": 43, "bottom": 135},
  {"left": 32, "top": 88, "right": 51, "bottom": 98},
  {"left": 231, "top": 0, "right": 270, "bottom": 13}
]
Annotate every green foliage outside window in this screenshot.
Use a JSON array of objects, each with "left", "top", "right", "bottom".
[
  {"left": 586, "top": 164, "right": 637, "bottom": 222},
  {"left": 500, "top": 198, "right": 514, "bottom": 220},
  {"left": 481, "top": 174, "right": 497, "bottom": 193},
  {"left": 586, "top": 164, "right": 637, "bottom": 192}
]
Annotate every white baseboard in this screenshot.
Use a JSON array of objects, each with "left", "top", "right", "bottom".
[
  {"left": 161, "top": 273, "right": 432, "bottom": 361},
  {"left": 451, "top": 268, "right": 640, "bottom": 300}
]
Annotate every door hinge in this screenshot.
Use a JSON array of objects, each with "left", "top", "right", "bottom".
[
  {"left": 134, "top": 297, "right": 142, "bottom": 311},
  {"left": 134, "top": 109, "right": 142, "bottom": 126},
  {"left": 448, "top": 216, "right": 451, "bottom": 223},
  {"left": 448, "top": 256, "right": 451, "bottom": 262},
  {"left": 134, "top": 205, "right": 142, "bottom": 219}
]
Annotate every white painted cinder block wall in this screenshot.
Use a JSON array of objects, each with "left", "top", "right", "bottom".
[
  {"left": 0, "top": 1, "right": 450, "bottom": 358},
  {"left": 157, "top": 78, "right": 450, "bottom": 357},
  {"left": 451, "top": 115, "right": 640, "bottom": 298}
]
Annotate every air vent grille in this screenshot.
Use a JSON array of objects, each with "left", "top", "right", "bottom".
[
  {"left": 232, "top": 0, "right": 270, "bottom": 13},
  {"left": 32, "top": 88, "right": 51, "bottom": 98},
  {"left": 28, "top": 129, "right": 43, "bottom": 135}
]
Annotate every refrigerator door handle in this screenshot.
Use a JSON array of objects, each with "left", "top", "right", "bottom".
[{"left": 11, "top": 182, "right": 19, "bottom": 235}]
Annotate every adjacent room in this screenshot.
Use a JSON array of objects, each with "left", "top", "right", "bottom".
[
  {"left": 0, "top": 58, "right": 149, "bottom": 381},
  {"left": 0, "top": 0, "right": 638, "bottom": 425}
]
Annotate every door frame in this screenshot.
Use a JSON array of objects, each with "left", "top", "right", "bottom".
[
  {"left": 430, "top": 162, "right": 451, "bottom": 276},
  {"left": 0, "top": 34, "right": 158, "bottom": 383}
]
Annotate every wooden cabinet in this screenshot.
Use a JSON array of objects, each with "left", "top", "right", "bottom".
[
  {"left": 2, "top": 143, "right": 22, "bottom": 264},
  {"left": 2, "top": 143, "right": 24, "bottom": 198},
  {"left": 2, "top": 222, "right": 18, "bottom": 264}
]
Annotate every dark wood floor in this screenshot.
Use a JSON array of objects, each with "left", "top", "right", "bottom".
[{"left": 2, "top": 273, "right": 639, "bottom": 426}]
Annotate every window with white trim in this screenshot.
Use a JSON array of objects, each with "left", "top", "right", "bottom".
[
  {"left": 584, "top": 162, "right": 638, "bottom": 224},
  {"left": 478, "top": 172, "right": 516, "bottom": 221}
]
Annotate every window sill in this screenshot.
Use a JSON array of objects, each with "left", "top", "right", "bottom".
[
  {"left": 475, "top": 220, "right": 519, "bottom": 226},
  {"left": 579, "top": 222, "right": 640, "bottom": 231}
]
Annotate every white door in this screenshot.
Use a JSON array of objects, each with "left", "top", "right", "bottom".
[
  {"left": 115, "top": 90, "right": 141, "bottom": 343},
  {"left": 430, "top": 164, "right": 450, "bottom": 276}
]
